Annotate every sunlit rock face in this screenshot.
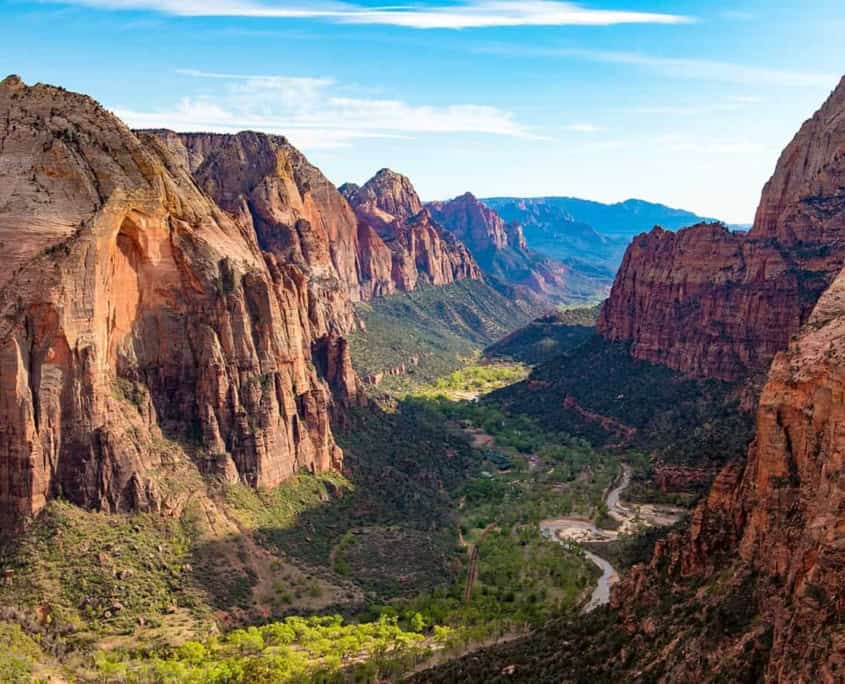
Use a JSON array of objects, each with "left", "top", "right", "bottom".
[
  {"left": 607, "top": 76, "right": 845, "bottom": 683},
  {"left": 0, "top": 76, "right": 362, "bottom": 530},
  {"left": 340, "top": 169, "right": 483, "bottom": 292},
  {"left": 599, "top": 76, "right": 845, "bottom": 382}
]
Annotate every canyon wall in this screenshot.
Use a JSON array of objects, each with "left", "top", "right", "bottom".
[
  {"left": 612, "top": 258, "right": 845, "bottom": 681},
  {"left": 0, "top": 76, "right": 362, "bottom": 530},
  {"left": 598, "top": 76, "right": 845, "bottom": 381},
  {"left": 605, "top": 77, "right": 845, "bottom": 681}
]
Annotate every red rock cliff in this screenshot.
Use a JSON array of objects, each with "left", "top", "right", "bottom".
[
  {"left": 612, "top": 261, "right": 845, "bottom": 681},
  {"left": 607, "top": 77, "right": 845, "bottom": 682},
  {"left": 341, "top": 170, "right": 482, "bottom": 291},
  {"left": 0, "top": 76, "right": 359, "bottom": 530},
  {"left": 598, "top": 76, "right": 845, "bottom": 381},
  {"left": 428, "top": 191, "right": 512, "bottom": 251}
]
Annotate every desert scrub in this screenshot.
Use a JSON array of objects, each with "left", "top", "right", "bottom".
[{"left": 0, "top": 622, "right": 49, "bottom": 683}]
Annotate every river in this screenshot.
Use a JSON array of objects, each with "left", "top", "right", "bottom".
[{"left": 539, "top": 465, "right": 632, "bottom": 613}]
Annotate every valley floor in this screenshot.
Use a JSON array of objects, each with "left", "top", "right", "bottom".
[{"left": 0, "top": 318, "right": 699, "bottom": 683}]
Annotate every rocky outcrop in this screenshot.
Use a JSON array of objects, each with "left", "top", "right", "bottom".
[
  {"left": 428, "top": 192, "right": 605, "bottom": 303},
  {"left": 598, "top": 76, "right": 845, "bottom": 381},
  {"left": 597, "top": 222, "right": 818, "bottom": 381},
  {"left": 0, "top": 76, "right": 360, "bottom": 530},
  {"left": 341, "top": 170, "right": 482, "bottom": 291},
  {"left": 150, "top": 130, "right": 377, "bottom": 328},
  {"left": 602, "top": 77, "right": 845, "bottom": 682},
  {"left": 342, "top": 168, "right": 423, "bottom": 222}
]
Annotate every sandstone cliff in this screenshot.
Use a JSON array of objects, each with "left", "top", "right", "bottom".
[
  {"left": 151, "top": 130, "right": 380, "bottom": 326},
  {"left": 0, "top": 76, "right": 359, "bottom": 530},
  {"left": 610, "top": 255, "right": 845, "bottom": 682},
  {"left": 341, "top": 170, "right": 482, "bottom": 292},
  {"left": 428, "top": 192, "right": 605, "bottom": 303},
  {"left": 598, "top": 76, "right": 845, "bottom": 381}
]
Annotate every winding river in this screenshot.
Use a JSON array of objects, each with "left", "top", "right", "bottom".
[{"left": 539, "top": 465, "right": 633, "bottom": 612}]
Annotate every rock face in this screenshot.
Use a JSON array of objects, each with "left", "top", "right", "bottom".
[
  {"left": 428, "top": 192, "right": 603, "bottom": 303},
  {"left": 341, "top": 170, "right": 482, "bottom": 292},
  {"left": 342, "top": 168, "right": 423, "bottom": 222},
  {"left": 0, "top": 77, "right": 361, "bottom": 530},
  {"left": 611, "top": 261, "right": 845, "bottom": 682},
  {"left": 603, "top": 76, "right": 845, "bottom": 682},
  {"left": 428, "top": 192, "right": 512, "bottom": 252},
  {"left": 598, "top": 76, "right": 845, "bottom": 381}
]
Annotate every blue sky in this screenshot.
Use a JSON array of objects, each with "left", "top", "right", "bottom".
[{"left": 2, "top": 1, "right": 843, "bottom": 222}]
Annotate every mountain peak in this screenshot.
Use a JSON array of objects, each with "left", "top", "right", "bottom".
[{"left": 358, "top": 167, "right": 423, "bottom": 220}]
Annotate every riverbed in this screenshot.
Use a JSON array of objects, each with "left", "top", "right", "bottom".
[{"left": 539, "top": 464, "right": 682, "bottom": 612}]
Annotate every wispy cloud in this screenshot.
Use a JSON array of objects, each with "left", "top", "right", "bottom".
[
  {"left": 651, "top": 132, "right": 762, "bottom": 156},
  {"left": 115, "top": 69, "right": 537, "bottom": 149},
  {"left": 45, "top": 1, "right": 692, "bottom": 29},
  {"left": 476, "top": 45, "right": 837, "bottom": 88}
]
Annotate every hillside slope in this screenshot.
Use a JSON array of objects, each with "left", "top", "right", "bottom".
[{"left": 348, "top": 279, "right": 541, "bottom": 391}]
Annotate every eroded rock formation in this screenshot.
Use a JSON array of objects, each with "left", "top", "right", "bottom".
[
  {"left": 603, "top": 76, "right": 845, "bottom": 682},
  {"left": 598, "top": 76, "right": 845, "bottom": 381},
  {"left": 341, "top": 169, "right": 482, "bottom": 292},
  {"left": 611, "top": 258, "right": 845, "bottom": 681},
  {"left": 0, "top": 76, "right": 360, "bottom": 530}
]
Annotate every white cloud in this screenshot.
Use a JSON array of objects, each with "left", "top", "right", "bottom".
[
  {"left": 46, "top": 1, "right": 692, "bottom": 29},
  {"left": 651, "top": 132, "right": 762, "bottom": 156},
  {"left": 114, "top": 69, "right": 537, "bottom": 149},
  {"left": 476, "top": 45, "right": 837, "bottom": 88}
]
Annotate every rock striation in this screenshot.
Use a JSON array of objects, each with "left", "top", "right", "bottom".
[
  {"left": 428, "top": 192, "right": 604, "bottom": 303},
  {"left": 341, "top": 169, "right": 482, "bottom": 292},
  {"left": 598, "top": 76, "right": 845, "bottom": 381},
  {"left": 0, "top": 77, "right": 363, "bottom": 530}
]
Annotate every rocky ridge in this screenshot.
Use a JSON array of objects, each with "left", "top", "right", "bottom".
[
  {"left": 609, "top": 245, "right": 845, "bottom": 682},
  {"left": 598, "top": 76, "right": 845, "bottom": 381},
  {"left": 341, "top": 169, "right": 482, "bottom": 293}
]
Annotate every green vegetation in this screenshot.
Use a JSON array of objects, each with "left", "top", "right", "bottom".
[
  {"left": 0, "top": 501, "right": 215, "bottom": 643},
  {"left": 0, "top": 622, "right": 54, "bottom": 683},
  {"left": 409, "top": 360, "right": 530, "bottom": 399},
  {"left": 0, "top": 310, "right": 715, "bottom": 681},
  {"left": 348, "top": 279, "right": 539, "bottom": 392},
  {"left": 94, "top": 614, "right": 432, "bottom": 682},
  {"left": 485, "top": 306, "right": 598, "bottom": 365},
  {"left": 494, "top": 337, "right": 754, "bottom": 469}
]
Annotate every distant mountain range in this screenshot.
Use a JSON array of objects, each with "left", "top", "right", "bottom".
[{"left": 482, "top": 196, "right": 745, "bottom": 275}]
